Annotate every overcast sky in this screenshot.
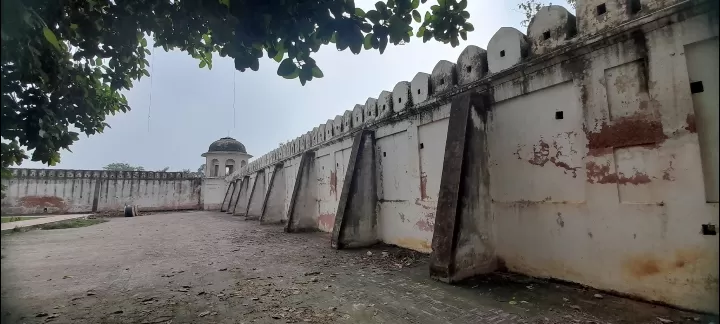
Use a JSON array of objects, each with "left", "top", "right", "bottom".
[{"left": 20, "top": 0, "right": 573, "bottom": 172}]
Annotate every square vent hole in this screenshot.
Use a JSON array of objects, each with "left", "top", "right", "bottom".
[
  {"left": 596, "top": 3, "right": 607, "bottom": 15},
  {"left": 543, "top": 31, "right": 551, "bottom": 40},
  {"left": 500, "top": 50, "right": 506, "bottom": 57},
  {"left": 555, "top": 111, "right": 564, "bottom": 120},
  {"left": 629, "top": 0, "right": 641, "bottom": 14},
  {"left": 702, "top": 224, "right": 717, "bottom": 235},
  {"left": 690, "top": 81, "right": 704, "bottom": 94}
]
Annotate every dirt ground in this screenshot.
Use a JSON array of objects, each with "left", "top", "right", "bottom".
[{"left": 1, "top": 211, "right": 716, "bottom": 324}]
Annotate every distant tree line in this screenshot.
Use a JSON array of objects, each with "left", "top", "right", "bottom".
[{"left": 102, "top": 163, "right": 204, "bottom": 177}]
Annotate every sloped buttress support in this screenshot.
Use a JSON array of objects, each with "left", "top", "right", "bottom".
[
  {"left": 220, "top": 180, "right": 236, "bottom": 212},
  {"left": 331, "top": 130, "right": 378, "bottom": 249},
  {"left": 246, "top": 170, "right": 266, "bottom": 220},
  {"left": 232, "top": 176, "right": 250, "bottom": 216},
  {"left": 285, "top": 151, "right": 318, "bottom": 233},
  {"left": 260, "top": 163, "right": 286, "bottom": 224},
  {"left": 227, "top": 178, "right": 243, "bottom": 214},
  {"left": 429, "top": 92, "right": 496, "bottom": 283}
]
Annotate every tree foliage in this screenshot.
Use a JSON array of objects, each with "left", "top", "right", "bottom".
[
  {"left": 103, "top": 163, "right": 145, "bottom": 171},
  {"left": 1, "top": 0, "right": 472, "bottom": 177}
]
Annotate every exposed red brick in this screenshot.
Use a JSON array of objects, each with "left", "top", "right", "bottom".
[
  {"left": 584, "top": 113, "right": 667, "bottom": 152},
  {"left": 19, "top": 196, "right": 66, "bottom": 209},
  {"left": 586, "top": 161, "right": 652, "bottom": 185},
  {"left": 617, "top": 172, "right": 652, "bottom": 185},
  {"left": 415, "top": 213, "right": 435, "bottom": 232},
  {"left": 419, "top": 172, "right": 428, "bottom": 201},
  {"left": 318, "top": 213, "right": 335, "bottom": 231},
  {"left": 528, "top": 140, "right": 550, "bottom": 166},
  {"left": 329, "top": 171, "right": 338, "bottom": 200},
  {"left": 525, "top": 139, "right": 580, "bottom": 177},
  {"left": 662, "top": 161, "right": 675, "bottom": 181},
  {"left": 684, "top": 114, "right": 697, "bottom": 133},
  {"left": 549, "top": 158, "right": 580, "bottom": 178}
]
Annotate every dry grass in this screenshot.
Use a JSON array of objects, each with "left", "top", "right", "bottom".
[{"left": 1, "top": 216, "right": 37, "bottom": 223}]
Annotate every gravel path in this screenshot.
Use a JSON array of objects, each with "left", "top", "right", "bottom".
[{"left": 1, "top": 211, "right": 713, "bottom": 324}]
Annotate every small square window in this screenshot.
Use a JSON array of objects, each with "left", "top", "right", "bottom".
[
  {"left": 596, "top": 3, "right": 606, "bottom": 15},
  {"left": 702, "top": 224, "right": 716, "bottom": 235},
  {"left": 440, "top": 79, "right": 445, "bottom": 85},
  {"left": 690, "top": 81, "right": 704, "bottom": 94},
  {"left": 383, "top": 104, "right": 386, "bottom": 111},
  {"left": 500, "top": 50, "right": 505, "bottom": 57},
  {"left": 398, "top": 97, "right": 402, "bottom": 103},
  {"left": 417, "top": 88, "right": 421, "bottom": 94},
  {"left": 543, "top": 31, "right": 551, "bottom": 40},
  {"left": 629, "top": 0, "right": 641, "bottom": 14},
  {"left": 555, "top": 111, "right": 564, "bottom": 120},
  {"left": 383, "top": 152, "right": 387, "bottom": 157},
  {"left": 466, "top": 66, "right": 472, "bottom": 73},
  {"left": 420, "top": 143, "right": 424, "bottom": 149}
]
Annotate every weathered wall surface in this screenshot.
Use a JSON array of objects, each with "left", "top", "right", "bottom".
[
  {"left": 246, "top": 170, "right": 266, "bottom": 218},
  {"left": 203, "top": 178, "right": 227, "bottom": 211},
  {"left": 224, "top": 0, "right": 718, "bottom": 313},
  {"left": 261, "top": 164, "right": 286, "bottom": 224},
  {"left": 2, "top": 169, "right": 201, "bottom": 215}
]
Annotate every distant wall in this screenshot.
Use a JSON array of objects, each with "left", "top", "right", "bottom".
[{"left": 1, "top": 169, "right": 202, "bottom": 215}]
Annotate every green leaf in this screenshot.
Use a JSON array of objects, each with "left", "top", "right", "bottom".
[
  {"left": 96, "top": 58, "right": 103, "bottom": 66},
  {"left": 283, "top": 68, "right": 300, "bottom": 80},
  {"left": 219, "top": 0, "right": 230, "bottom": 7},
  {"left": 458, "top": 0, "right": 467, "bottom": 10},
  {"left": 365, "top": 10, "right": 381, "bottom": 23},
  {"left": 416, "top": 26, "right": 426, "bottom": 37},
  {"left": 412, "top": 10, "right": 421, "bottom": 23},
  {"left": 460, "top": 30, "right": 467, "bottom": 41},
  {"left": 411, "top": 0, "right": 420, "bottom": 9},
  {"left": 463, "top": 22, "right": 474, "bottom": 31},
  {"left": 141, "top": 38, "right": 147, "bottom": 47},
  {"left": 375, "top": 1, "right": 387, "bottom": 12},
  {"left": 363, "top": 33, "right": 373, "bottom": 50},
  {"left": 42, "top": 27, "right": 62, "bottom": 52},
  {"left": 273, "top": 51, "right": 284, "bottom": 63},
  {"left": 277, "top": 58, "right": 297, "bottom": 77},
  {"left": 311, "top": 67, "right": 324, "bottom": 78},
  {"left": 199, "top": 61, "right": 207, "bottom": 68},
  {"left": 461, "top": 11, "right": 470, "bottom": 19},
  {"left": 355, "top": 8, "right": 366, "bottom": 17},
  {"left": 378, "top": 37, "right": 388, "bottom": 54}
]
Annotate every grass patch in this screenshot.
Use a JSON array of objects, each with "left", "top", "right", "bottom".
[
  {"left": 38, "top": 218, "right": 108, "bottom": 230},
  {"left": 1, "top": 216, "right": 37, "bottom": 223}
]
